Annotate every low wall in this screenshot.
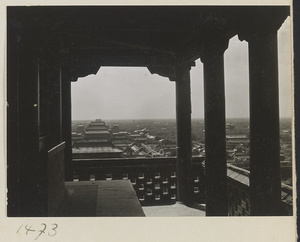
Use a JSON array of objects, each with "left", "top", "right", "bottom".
[
  {"left": 72, "top": 157, "right": 292, "bottom": 215},
  {"left": 48, "top": 142, "right": 66, "bottom": 216},
  {"left": 73, "top": 157, "right": 205, "bottom": 205},
  {"left": 227, "top": 164, "right": 293, "bottom": 216},
  {"left": 227, "top": 165, "right": 251, "bottom": 216}
]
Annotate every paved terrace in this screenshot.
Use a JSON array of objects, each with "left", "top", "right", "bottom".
[{"left": 56, "top": 180, "right": 205, "bottom": 217}]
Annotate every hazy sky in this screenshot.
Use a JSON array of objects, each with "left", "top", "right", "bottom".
[{"left": 72, "top": 18, "right": 291, "bottom": 120}]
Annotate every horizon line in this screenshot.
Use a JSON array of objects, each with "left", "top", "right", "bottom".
[{"left": 72, "top": 117, "right": 292, "bottom": 121}]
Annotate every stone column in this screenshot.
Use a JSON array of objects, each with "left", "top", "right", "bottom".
[
  {"left": 175, "top": 64, "right": 193, "bottom": 203},
  {"left": 201, "top": 37, "right": 229, "bottom": 216}
]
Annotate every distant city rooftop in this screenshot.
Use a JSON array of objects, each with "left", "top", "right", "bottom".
[
  {"left": 72, "top": 147, "right": 123, "bottom": 154},
  {"left": 85, "top": 131, "right": 110, "bottom": 134}
]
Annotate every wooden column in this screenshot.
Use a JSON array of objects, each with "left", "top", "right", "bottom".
[
  {"left": 247, "top": 31, "right": 281, "bottom": 215},
  {"left": 47, "top": 63, "right": 63, "bottom": 148},
  {"left": 202, "top": 53, "right": 228, "bottom": 216},
  {"left": 16, "top": 49, "right": 46, "bottom": 216},
  {"left": 7, "top": 11, "right": 52, "bottom": 216},
  {"left": 200, "top": 36, "right": 229, "bottom": 216},
  {"left": 62, "top": 70, "right": 73, "bottom": 181},
  {"left": 7, "top": 14, "right": 21, "bottom": 216},
  {"left": 175, "top": 64, "right": 193, "bottom": 203},
  {"left": 236, "top": 8, "right": 289, "bottom": 215}
]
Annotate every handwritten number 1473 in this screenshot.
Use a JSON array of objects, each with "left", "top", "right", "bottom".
[{"left": 16, "top": 223, "right": 58, "bottom": 240}]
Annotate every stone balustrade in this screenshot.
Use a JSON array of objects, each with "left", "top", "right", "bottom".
[
  {"left": 73, "top": 157, "right": 205, "bottom": 205},
  {"left": 72, "top": 157, "right": 293, "bottom": 215}
]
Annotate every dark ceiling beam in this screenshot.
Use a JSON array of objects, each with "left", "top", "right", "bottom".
[
  {"left": 63, "top": 48, "right": 176, "bottom": 67},
  {"left": 59, "top": 30, "right": 179, "bottom": 56},
  {"left": 65, "top": 56, "right": 177, "bottom": 81},
  {"left": 10, "top": 6, "right": 290, "bottom": 79},
  {"left": 66, "top": 57, "right": 173, "bottom": 71}
]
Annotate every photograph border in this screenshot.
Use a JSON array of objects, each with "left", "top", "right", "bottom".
[{"left": 0, "top": 1, "right": 296, "bottom": 241}]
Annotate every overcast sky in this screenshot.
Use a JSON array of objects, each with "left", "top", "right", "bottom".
[{"left": 71, "top": 17, "right": 291, "bottom": 120}]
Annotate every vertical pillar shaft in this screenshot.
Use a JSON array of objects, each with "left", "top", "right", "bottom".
[
  {"left": 175, "top": 64, "right": 193, "bottom": 203},
  {"left": 7, "top": 18, "right": 20, "bottom": 216},
  {"left": 47, "top": 64, "right": 62, "bottom": 148},
  {"left": 39, "top": 62, "right": 49, "bottom": 137},
  {"left": 248, "top": 32, "right": 281, "bottom": 215},
  {"left": 62, "top": 73, "right": 73, "bottom": 181},
  {"left": 203, "top": 54, "right": 228, "bottom": 216},
  {"left": 17, "top": 52, "right": 46, "bottom": 216}
]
